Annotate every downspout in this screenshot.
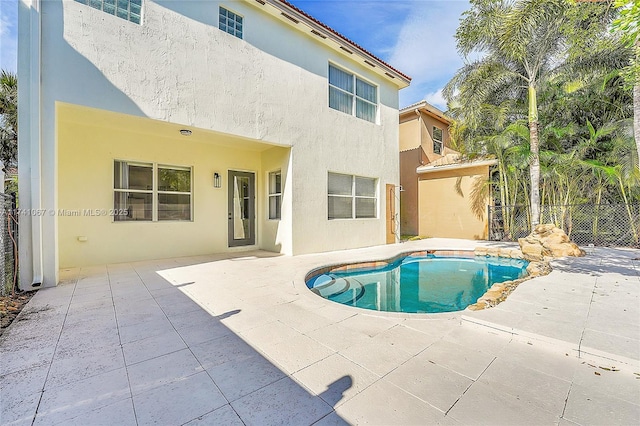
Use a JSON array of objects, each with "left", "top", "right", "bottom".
[{"left": 29, "top": 0, "right": 43, "bottom": 286}]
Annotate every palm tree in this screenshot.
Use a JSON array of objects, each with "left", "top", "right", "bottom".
[
  {"left": 612, "top": 0, "right": 639, "bottom": 167},
  {"left": 444, "top": 0, "right": 622, "bottom": 230},
  {"left": 0, "top": 70, "right": 18, "bottom": 168}
]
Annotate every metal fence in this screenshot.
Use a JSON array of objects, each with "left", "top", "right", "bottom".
[
  {"left": 488, "top": 203, "right": 640, "bottom": 248},
  {"left": 1, "top": 193, "right": 18, "bottom": 296}
]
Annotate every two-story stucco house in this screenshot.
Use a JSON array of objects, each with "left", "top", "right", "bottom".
[{"left": 18, "top": 0, "right": 410, "bottom": 288}]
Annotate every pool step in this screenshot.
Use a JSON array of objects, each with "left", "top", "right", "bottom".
[{"left": 311, "top": 277, "right": 365, "bottom": 304}]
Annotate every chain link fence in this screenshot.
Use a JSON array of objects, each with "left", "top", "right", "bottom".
[
  {"left": 488, "top": 203, "right": 640, "bottom": 248},
  {"left": 1, "top": 193, "right": 18, "bottom": 296}
]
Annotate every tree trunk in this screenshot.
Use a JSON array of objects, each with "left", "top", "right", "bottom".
[{"left": 528, "top": 85, "right": 541, "bottom": 230}]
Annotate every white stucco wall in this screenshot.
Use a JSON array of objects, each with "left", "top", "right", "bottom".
[{"left": 21, "top": 0, "right": 402, "bottom": 285}]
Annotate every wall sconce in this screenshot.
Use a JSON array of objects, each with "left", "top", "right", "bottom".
[{"left": 213, "top": 172, "right": 222, "bottom": 188}]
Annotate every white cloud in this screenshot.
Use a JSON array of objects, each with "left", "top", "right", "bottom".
[
  {"left": 388, "top": 1, "right": 469, "bottom": 107},
  {"left": 424, "top": 88, "right": 447, "bottom": 110}
]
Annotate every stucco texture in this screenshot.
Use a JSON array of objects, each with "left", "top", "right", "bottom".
[{"left": 417, "top": 166, "right": 490, "bottom": 240}]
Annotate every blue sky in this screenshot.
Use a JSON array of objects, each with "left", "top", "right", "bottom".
[{"left": 0, "top": 0, "right": 470, "bottom": 109}]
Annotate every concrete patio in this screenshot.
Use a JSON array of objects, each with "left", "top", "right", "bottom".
[{"left": 1, "top": 239, "right": 639, "bottom": 425}]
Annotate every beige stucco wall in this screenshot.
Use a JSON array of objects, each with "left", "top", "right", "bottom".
[
  {"left": 399, "top": 116, "right": 421, "bottom": 152},
  {"left": 417, "top": 166, "right": 490, "bottom": 240},
  {"left": 57, "top": 104, "right": 290, "bottom": 268},
  {"left": 260, "top": 147, "right": 292, "bottom": 254},
  {"left": 418, "top": 112, "right": 453, "bottom": 163},
  {"left": 399, "top": 148, "right": 421, "bottom": 236}
]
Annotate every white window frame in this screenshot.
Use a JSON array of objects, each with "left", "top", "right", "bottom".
[
  {"left": 219, "top": 6, "right": 244, "bottom": 39},
  {"left": 328, "top": 63, "right": 378, "bottom": 123},
  {"left": 328, "top": 172, "right": 378, "bottom": 220},
  {"left": 113, "top": 160, "right": 193, "bottom": 222},
  {"left": 433, "top": 126, "right": 444, "bottom": 155},
  {"left": 74, "top": 0, "right": 143, "bottom": 24},
  {"left": 268, "top": 170, "right": 282, "bottom": 220}
]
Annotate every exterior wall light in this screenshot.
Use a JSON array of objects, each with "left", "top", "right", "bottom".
[
  {"left": 213, "top": 172, "right": 222, "bottom": 188},
  {"left": 180, "top": 129, "right": 192, "bottom": 136}
]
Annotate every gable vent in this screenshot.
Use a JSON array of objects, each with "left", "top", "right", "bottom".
[
  {"left": 281, "top": 12, "right": 299, "bottom": 24},
  {"left": 364, "top": 60, "right": 376, "bottom": 68},
  {"left": 384, "top": 72, "right": 396, "bottom": 79},
  {"left": 310, "top": 29, "right": 327, "bottom": 39},
  {"left": 339, "top": 46, "right": 353, "bottom": 54}
]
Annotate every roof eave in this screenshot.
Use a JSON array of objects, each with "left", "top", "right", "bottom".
[
  {"left": 416, "top": 159, "right": 498, "bottom": 174},
  {"left": 252, "top": 0, "right": 411, "bottom": 89}
]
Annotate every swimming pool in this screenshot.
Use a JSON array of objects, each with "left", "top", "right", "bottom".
[{"left": 305, "top": 253, "right": 528, "bottom": 313}]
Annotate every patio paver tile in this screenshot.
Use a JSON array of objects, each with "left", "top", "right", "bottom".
[
  {"left": 183, "top": 404, "right": 244, "bottom": 425},
  {"left": 337, "top": 313, "right": 398, "bottom": 338},
  {"left": 417, "top": 339, "right": 496, "bottom": 380},
  {"left": 189, "top": 333, "right": 256, "bottom": 370},
  {"left": 33, "top": 367, "right": 130, "bottom": 426},
  {"left": 260, "top": 334, "right": 336, "bottom": 375},
  {"left": 59, "top": 397, "right": 136, "bottom": 426},
  {"left": 335, "top": 379, "right": 447, "bottom": 425},
  {"left": 495, "top": 339, "right": 580, "bottom": 381},
  {"left": 122, "top": 328, "right": 186, "bottom": 365},
  {"left": 231, "top": 376, "right": 333, "bottom": 426},
  {"left": 447, "top": 380, "right": 561, "bottom": 425},
  {"left": 385, "top": 353, "right": 474, "bottom": 413},
  {"left": 132, "top": 371, "right": 226, "bottom": 426},
  {"left": 293, "top": 353, "right": 380, "bottom": 408},
  {"left": 207, "top": 353, "right": 287, "bottom": 402},
  {"left": 306, "top": 322, "right": 371, "bottom": 352},
  {"left": 339, "top": 338, "right": 414, "bottom": 377},
  {"left": 46, "top": 343, "right": 125, "bottom": 389},
  {"left": 127, "top": 348, "right": 203, "bottom": 395},
  {"left": 0, "top": 365, "right": 48, "bottom": 426},
  {"left": 476, "top": 357, "right": 571, "bottom": 415},
  {"left": 563, "top": 383, "right": 640, "bottom": 426}
]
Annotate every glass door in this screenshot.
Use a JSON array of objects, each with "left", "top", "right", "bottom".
[{"left": 228, "top": 171, "right": 255, "bottom": 247}]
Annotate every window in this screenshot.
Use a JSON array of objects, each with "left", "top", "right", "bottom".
[
  {"left": 433, "top": 126, "right": 443, "bottom": 155},
  {"left": 74, "top": 0, "right": 142, "bottom": 24},
  {"left": 114, "top": 161, "right": 191, "bottom": 221},
  {"left": 328, "top": 64, "right": 377, "bottom": 123},
  {"left": 268, "top": 171, "right": 282, "bottom": 220},
  {"left": 219, "top": 7, "right": 243, "bottom": 39},
  {"left": 328, "top": 173, "right": 377, "bottom": 219}
]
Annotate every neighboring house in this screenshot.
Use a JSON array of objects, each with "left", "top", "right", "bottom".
[
  {"left": 18, "top": 0, "right": 410, "bottom": 288},
  {"left": 399, "top": 101, "right": 496, "bottom": 240}
]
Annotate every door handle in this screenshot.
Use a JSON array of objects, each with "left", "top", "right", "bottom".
[{"left": 228, "top": 213, "right": 232, "bottom": 219}]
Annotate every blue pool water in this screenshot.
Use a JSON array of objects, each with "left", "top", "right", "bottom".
[{"left": 306, "top": 254, "right": 528, "bottom": 313}]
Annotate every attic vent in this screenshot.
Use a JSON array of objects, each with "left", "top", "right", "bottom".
[
  {"left": 310, "top": 29, "right": 327, "bottom": 39},
  {"left": 384, "top": 72, "right": 396, "bottom": 79},
  {"left": 255, "top": 0, "right": 265, "bottom": 4},
  {"left": 339, "top": 46, "right": 353, "bottom": 54},
  {"left": 281, "top": 12, "right": 299, "bottom": 24},
  {"left": 364, "top": 60, "right": 376, "bottom": 68}
]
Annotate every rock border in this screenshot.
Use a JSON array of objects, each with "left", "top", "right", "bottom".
[{"left": 467, "top": 247, "right": 552, "bottom": 311}]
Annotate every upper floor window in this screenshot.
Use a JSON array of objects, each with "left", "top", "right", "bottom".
[
  {"left": 74, "top": 0, "right": 142, "bottom": 24},
  {"left": 433, "top": 126, "right": 443, "bottom": 155},
  {"left": 114, "top": 161, "right": 192, "bottom": 222},
  {"left": 328, "top": 64, "right": 378, "bottom": 123},
  {"left": 219, "top": 7, "right": 243, "bottom": 39},
  {"left": 328, "top": 173, "right": 377, "bottom": 219},
  {"left": 268, "top": 170, "right": 282, "bottom": 220}
]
